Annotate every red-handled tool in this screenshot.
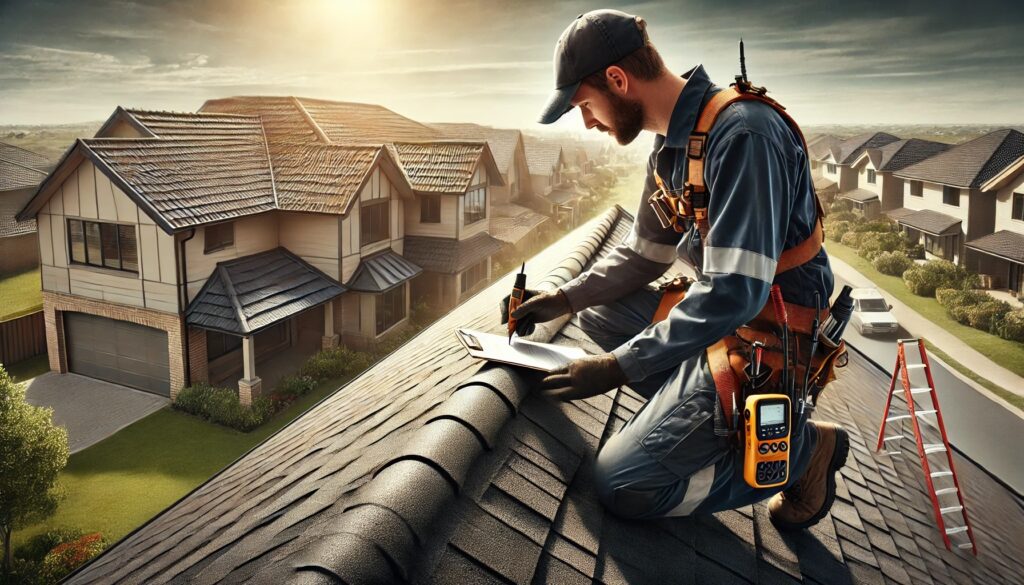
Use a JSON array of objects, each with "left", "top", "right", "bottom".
[{"left": 507, "top": 262, "right": 526, "bottom": 344}]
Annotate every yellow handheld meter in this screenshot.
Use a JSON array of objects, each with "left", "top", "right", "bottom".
[{"left": 743, "top": 394, "right": 791, "bottom": 488}]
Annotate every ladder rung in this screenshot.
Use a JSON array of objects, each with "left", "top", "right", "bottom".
[
  {"left": 905, "top": 364, "right": 926, "bottom": 370},
  {"left": 934, "top": 487, "right": 959, "bottom": 496},
  {"left": 923, "top": 443, "right": 947, "bottom": 454},
  {"left": 910, "top": 387, "right": 932, "bottom": 394},
  {"left": 931, "top": 471, "right": 953, "bottom": 478},
  {"left": 940, "top": 505, "right": 964, "bottom": 514},
  {"left": 883, "top": 435, "right": 908, "bottom": 442},
  {"left": 945, "top": 526, "right": 968, "bottom": 535},
  {"left": 883, "top": 451, "right": 902, "bottom": 456},
  {"left": 886, "top": 414, "right": 912, "bottom": 422},
  {"left": 957, "top": 543, "right": 974, "bottom": 549},
  {"left": 915, "top": 409, "right": 937, "bottom": 417}
]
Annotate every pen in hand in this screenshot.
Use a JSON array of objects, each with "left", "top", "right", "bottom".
[{"left": 507, "top": 262, "right": 526, "bottom": 345}]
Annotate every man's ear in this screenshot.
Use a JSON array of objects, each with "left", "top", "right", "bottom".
[{"left": 605, "top": 65, "right": 629, "bottom": 95}]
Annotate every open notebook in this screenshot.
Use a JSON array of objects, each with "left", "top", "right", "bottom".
[{"left": 456, "top": 328, "right": 588, "bottom": 373}]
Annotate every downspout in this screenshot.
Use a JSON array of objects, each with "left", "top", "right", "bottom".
[{"left": 178, "top": 228, "right": 197, "bottom": 387}]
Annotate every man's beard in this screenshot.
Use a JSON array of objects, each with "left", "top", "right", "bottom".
[{"left": 598, "top": 90, "right": 645, "bottom": 146}]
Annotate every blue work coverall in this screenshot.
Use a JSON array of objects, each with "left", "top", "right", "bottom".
[{"left": 559, "top": 65, "right": 835, "bottom": 519}]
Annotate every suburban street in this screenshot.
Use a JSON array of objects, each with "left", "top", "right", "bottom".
[{"left": 834, "top": 273, "right": 1024, "bottom": 495}]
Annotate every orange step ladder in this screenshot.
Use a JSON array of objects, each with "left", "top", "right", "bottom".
[{"left": 875, "top": 338, "right": 977, "bottom": 555}]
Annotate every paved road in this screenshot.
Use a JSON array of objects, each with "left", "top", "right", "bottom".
[{"left": 833, "top": 274, "right": 1024, "bottom": 495}]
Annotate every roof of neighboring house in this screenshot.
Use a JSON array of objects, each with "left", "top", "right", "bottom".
[
  {"left": 0, "top": 141, "right": 51, "bottom": 171},
  {"left": 837, "top": 132, "right": 901, "bottom": 165},
  {"left": 432, "top": 123, "right": 522, "bottom": 176},
  {"left": 0, "top": 189, "right": 37, "bottom": 238},
  {"left": 64, "top": 206, "right": 1023, "bottom": 585},
  {"left": 896, "top": 129, "right": 1024, "bottom": 189},
  {"left": 807, "top": 134, "right": 843, "bottom": 161},
  {"left": 891, "top": 208, "right": 962, "bottom": 235},
  {"left": 813, "top": 176, "right": 838, "bottom": 192},
  {"left": 185, "top": 247, "right": 346, "bottom": 336},
  {"left": 546, "top": 183, "right": 587, "bottom": 205},
  {"left": 108, "top": 108, "right": 266, "bottom": 140},
  {"left": 388, "top": 141, "right": 501, "bottom": 194},
  {"left": 524, "top": 136, "right": 564, "bottom": 176},
  {"left": 965, "top": 230, "right": 1024, "bottom": 264},
  {"left": 870, "top": 139, "right": 953, "bottom": 172},
  {"left": 488, "top": 203, "right": 550, "bottom": 245},
  {"left": 839, "top": 188, "right": 879, "bottom": 203},
  {"left": 403, "top": 232, "right": 506, "bottom": 273},
  {"left": 345, "top": 250, "right": 423, "bottom": 293}
]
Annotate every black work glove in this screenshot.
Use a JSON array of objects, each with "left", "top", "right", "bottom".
[
  {"left": 499, "top": 288, "right": 573, "bottom": 337},
  {"left": 540, "top": 353, "right": 629, "bottom": 401}
]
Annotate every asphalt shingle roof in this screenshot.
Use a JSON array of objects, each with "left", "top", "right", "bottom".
[
  {"left": 0, "top": 189, "right": 36, "bottom": 238},
  {"left": 896, "top": 129, "right": 1024, "bottom": 189},
  {"left": 837, "top": 132, "right": 901, "bottom": 165},
  {"left": 965, "top": 230, "right": 1024, "bottom": 264},
  {"left": 0, "top": 147, "right": 48, "bottom": 191},
  {"left": 524, "top": 137, "right": 563, "bottom": 176},
  {"left": 872, "top": 139, "right": 952, "bottom": 172},
  {"left": 345, "top": 250, "right": 423, "bottom": 293},
  {"left": 839, "top": 188, "right": 879, "bottom": 203},
  {"left": 432, "top": 123, "right": 521, "bottom": 176},
  {"left": 488, "top": 203, "right": 549, "bottom": 245},
  {"left": 403, "top": 232, "right": 506, "bottom": 273},
  {"left": 185, "top": 247, "right": 345, "bottom": 335},
  {"left": 0, "top": 141, "right": 50, "bottom": 171},
  {"left": 892, "top": 208, "right": 962, "bottom": 235},
  {"left": 64, "top": 206, "right": 1023, "bottom": 584},
  {"left": 807, "top": 134, "right": 843, "bottom": 161}
]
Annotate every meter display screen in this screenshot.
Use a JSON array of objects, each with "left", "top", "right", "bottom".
[{"left": 760, "top": 403, "right": 786, "bottom": 426}]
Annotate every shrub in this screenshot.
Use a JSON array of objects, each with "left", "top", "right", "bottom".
[
  {"left": 829, "top": 199, "right": 854, "bottom": 213},
  {"left": 872, "top": 251, "right": 914, "bottom": 276},
  {"left": 172, "top": 384, "right": 273, "bottom": 431},
  {"left": 828, "top": 210, "right": 857, "bottom": 223},
  {"left": 38, "top": 532, "right": 107, "bottom": 582},
  {"left": 274, "top": 374, "right": 317, "bottom": 401},
  {"left": 299, "top": 346, "right": 375, "bottom": 382},
  {"left": 903, "top": 243, "right": 925, "bottom": 259},
  {"left": 824, "top": 219, "right": 852, "bottom": 242},
  {"left": 858, "top": 231, "right": 907, "bottom": 260},
  {"left": 853, "top": 219, "right": 894, "bottom": 233},
  {"left": 997, "top": 309, "right": 1024, "bottom": 342},
  {"left": 840, "top": 231, "right": 866, "bottom": 248},
  {"left": 15, "top": 527, "right": 86, "bottom": 562},
  {"left": 967, "top": 301, "right": 1012, "bottom": 333},
  {"left": 903, "top": 260, "right": 976, "bottom": 297}
]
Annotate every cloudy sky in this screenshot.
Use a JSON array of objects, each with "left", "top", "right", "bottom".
[{"left": 1, "top": 0, "right": 1021, "bottom": 130}]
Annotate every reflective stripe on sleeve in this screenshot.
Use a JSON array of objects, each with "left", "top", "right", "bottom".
[
  {"left": 702, "top": 246, "right": 777, "bottom": 283},
  {"left": 625, "top": 227, "right": 677, "bottom": 263}
]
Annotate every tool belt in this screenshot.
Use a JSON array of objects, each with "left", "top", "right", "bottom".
[{"left": 647, "top": 82, "right": 846, "bottom": 434}]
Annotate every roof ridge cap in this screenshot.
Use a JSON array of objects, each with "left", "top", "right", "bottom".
[{"left": 289, "top": 207, "right": 629, "bottom": 582}]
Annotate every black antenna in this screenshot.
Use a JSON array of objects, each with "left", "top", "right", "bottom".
[{"left": 739, "top": 38, "right": 748, "bottom": 82}]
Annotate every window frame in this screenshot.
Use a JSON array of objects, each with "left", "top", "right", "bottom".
[
  {"left": 67, "top": 218, "right": 139, "bottom": 274},
  {"left": 360, "top": 199, "right": 390, "bottom": 247},
  {"left": 866, "top": 169, "right": 876, "bottom": 184},
  {"left": 1012, "top": 192, "right": 1024, "bottom": 221},
  {"left": 420, "top": 193, "right": 441, "bottom": 223},
  {"left": 459, "top": 258, "right": 488, "bottom": 294},
  {"left": 375, "top": 283, "right": 406, "bottom": 335},
  {"left": 463, "top": 185, "right": 487, "bottom": 226},
  {"left": 942, "top": 185, "right": 960, "bottom": 207},
  {"left": 826, "top": 163, "right": 837, "bottom": 175},
  {"left": 204, "top": 221, "right": 235, "bottom": 254}
]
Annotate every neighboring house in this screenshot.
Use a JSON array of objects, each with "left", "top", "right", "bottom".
[
  {"left": 62, "top": 205, "right": 1021, "bottom": 585},
  {"left": 807, "top": 134, "right": 843, "bottom": 203},
  {"left": 894, "top": 129, "right": 1024, "bottom": 266},
  {"left": 963, "top": 137, "right": 1024, "bottom": 294},
  {"left": 17, "top": 103, "right": 502, "bottom": 403},
  {"left": 843, "top": 139, "right": 952, "bottom": 219},
  {"left": 200, "top": 97, "right": 506, "bottom": 311},
  {"left": 0, "top": 142, "right": 49, "bottom": 275},
  {"left": 523, "top": 136, "right": 565, "bottom": 198},
  {"left": 812, "top": 132, "right": 900, "bottom": 205},
  {"left": 524, "top": 136, "right": 585, "bottom": 226},
  {"left": 432, "top": 123, "right": 549, "bottom": 247}
]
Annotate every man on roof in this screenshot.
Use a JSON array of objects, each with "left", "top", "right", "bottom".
[{"left": 501, "top": 9, "right": 849, "bottom": 529}]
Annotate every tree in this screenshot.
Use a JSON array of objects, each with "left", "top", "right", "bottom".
[{"left": 0, "top": 364, "right": 69, "bottom": 577}]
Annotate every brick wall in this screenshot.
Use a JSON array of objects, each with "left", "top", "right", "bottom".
[
  {"left": 42, "top": 291, "right": 188, "bottom": 398},
  {"left": 187, "top": 327, "right": 209, "bottom": 385}
]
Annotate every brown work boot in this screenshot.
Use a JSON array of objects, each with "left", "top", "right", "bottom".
[{"left": 768, "top": 421, "right": 849, "bottom": 531}]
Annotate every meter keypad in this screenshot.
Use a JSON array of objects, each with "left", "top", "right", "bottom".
[{"left": 756, "top": 460, "right": 788, "bottom": 484}]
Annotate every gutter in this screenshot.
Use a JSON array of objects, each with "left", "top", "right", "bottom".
[{"left": 178, "top": 228, "right": 197, "bottom": 387}]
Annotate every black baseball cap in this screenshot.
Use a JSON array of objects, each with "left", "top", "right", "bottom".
[{"left": 538, "top": 9, "right": 647, "bottom": 125}]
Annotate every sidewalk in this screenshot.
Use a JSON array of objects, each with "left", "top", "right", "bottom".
[{"left": 829, "top": 254, "right": 1024, "bottom": 401}]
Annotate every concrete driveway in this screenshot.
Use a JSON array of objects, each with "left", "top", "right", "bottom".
[{"left": 23, "top": 372, "right": 169, "bottom": 453}]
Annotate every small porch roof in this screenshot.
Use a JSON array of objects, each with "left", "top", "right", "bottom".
[
  {"left": 813, "top": 176, "right": 837, "bottom": 192},
  {"left": 345, "top": 250, "right": 422, "bottom": 293},
  {"left": 186, "top": 247, "right": 346, "bottom": 336},
  {"left": 893, "top": 208, "right": 962, "bottom": 236},
  {"left": 966, "top": 230, "right": 1024, "bottom": 264},
  {"left": 839, "top": 188, "right": 879, "bottom": 203}
]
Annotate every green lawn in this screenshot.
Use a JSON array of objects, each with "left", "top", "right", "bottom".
[
  {"left": 0, "top": 267, "right": 43, "bottom": 321},
  {"left": 827, "top": 241, "right": 1024, "bottom": 411},
  {"left": 12, "top": 373, "right": 352, "bottom": 551}
]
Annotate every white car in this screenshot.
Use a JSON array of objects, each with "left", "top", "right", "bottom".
[{"left": 850, "top": 288, "right": 899, "bottom": 335}]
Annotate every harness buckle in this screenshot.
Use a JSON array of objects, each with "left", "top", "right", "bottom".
[
  {"left": 687, "top": 133, "right": 707, "bottom": 160},
  {"left": 648, "top": 189, "right": 678, "bottom": 230}
]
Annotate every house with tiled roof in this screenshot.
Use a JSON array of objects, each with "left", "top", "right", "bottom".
[
  {"left": 432, "top": 123, "right": 549, "bottom": 247},
  {"left": 524, "top": 136, "right": 588, "bottom": 227},
  {"left": 811, "top": 133, "right": 900, "bottom": 205},
  {"left": 893, "top": 129, "right": 1024, "bottom": 267},
  {"left": 0, "top": 141, "right": 49, "bottom": 274},
  {"left": 841, "top": 139, "right": 952, "bottom": 219},
  {"left": 59, "top": 206, "right": 1022, "bottom": 585},
  {"left": 17, "top": 102, "right": 504, "bottom": 403}
]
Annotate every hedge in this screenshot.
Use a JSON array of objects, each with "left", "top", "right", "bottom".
[
  {"left": 997, "top": 309, "right": 1024, "bottom": 342},
  {"left": 858, "top": 231, "right": 907, "bottom": 261},
  {"left": 824, "top": 219, "right": 852, "bottom": 242},
  {"left": 872, "top": 251, "right": 914, "bottom": 276},
  {"left": 903, "top": 260, "right": 977, "bottom": 297},
  {"left": 172, "top": 384, "right": 274, "bottom": 432},
  {"left": 38, "top": 532, "right": 108, "bottom": 582},
  {"left": 829, "top": 199, "right": 854, "bottom": 213}
]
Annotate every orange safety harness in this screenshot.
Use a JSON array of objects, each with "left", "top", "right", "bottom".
[{"left": 647, "top": 83, "right": 846, "bottom": 428}]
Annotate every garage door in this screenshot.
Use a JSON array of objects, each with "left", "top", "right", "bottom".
[{"left": 65, "top": 313, "right": 170, "bottom": 396}]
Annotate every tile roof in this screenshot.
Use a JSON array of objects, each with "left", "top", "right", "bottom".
[
  {"left": 388, "top": 141, "right": 490, "bottom": 193},
  {"left": 345, "top": 250, "right": 423, "bottom": 293},
  {"left": 403, "top": 232, "right": 506, "bottom": 273},
  {"left": 432, "top": 123, "right": 522, "bottom": 176},
  {"left": 837, "top": 132, "right": 901, "bottom": 165},
  {"left": 0, "top": 141, "right": 50, "bottom": 171},
  {"left": 896, "top": 129, "right": 1024, "bottom": 189},
  {"left": 269, "top": 144, "right": 382, "bottom": 214},
  {"left": 83, "top": 135, "right": 277, "bottom": 230},
  {"left": 894, "top": 209, "right": 962, "bottom": 236},
  {"left": 0, "top": 189, "right": 36, "bottom": 237},
  {"left": 524, "top": 136, "right": 564, "bottom": 176},
  {"left": 872, "top": 139, "right": 952, "bottom": 172},
  {"left": 185, "top": 247, "right": 345, "bottom": 336},
  {"left": 839, "top": 188, "right": 880, "bottom": 203},
  {"left": 965, "top": 230, "right": 1024, "bottom": 264},
  {"left": 121, "top": 109, "right": 265, "bottom": 141},
  {"left": 64, "top": 206, "right": 1023, "bottom": 585},
  {"left": 488, "top": 203, "right": 549, "bottom": 245},
  {"left": 297, "top": 97, "right": 441, "bottom": 143},
  {"left": 546, "top": 183, "right": 587, "bottom": 205}
]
